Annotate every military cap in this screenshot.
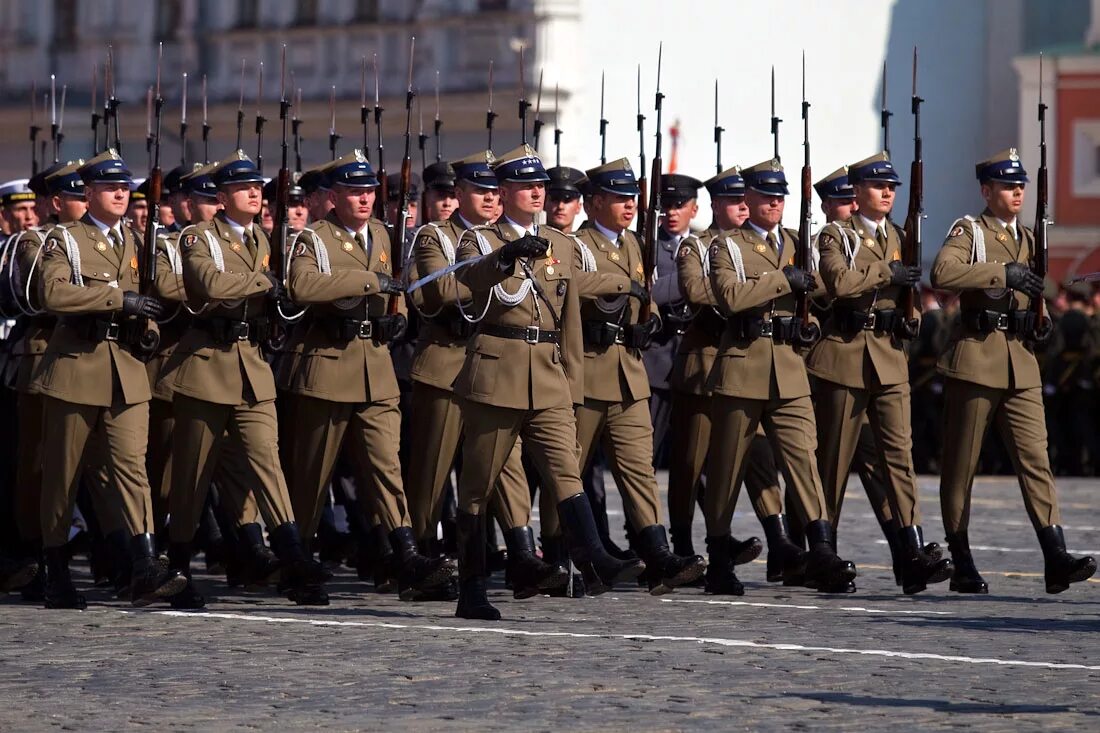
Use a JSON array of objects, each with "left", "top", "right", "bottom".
[
  {"left": 28, "top": 162, "right": 66, "bottom": 197},
  {"left": 44, "top": 161, "right": 86, "bottom": 197},
  {"left": 211, "top": 150, "right": 265, "bottom": 187},
  {"left": 848, "top": 152, "right": 902, "bottom": 186},
  {"left": 585, "top": 158, "right": 641, "bottom": 196},
  {"left": 130, "top": 178, "right": 149, "bottom": 202},
  {"left": 262, "top": 176, "right": 305, "bottom": 203},
  {"left": 1066, "top": 279, "right": 1093, "bottom": 301},
  {"left": 327, "top": 150, "right": 379, "bottom": 188},
  {"left": 547, "top": 166, "right": 586, "bottom": 199},
  {"left": 299, "top": 160, "right": 339, "bottom": 194},
  {"left": 741, "top": 158, "right": 789, "bottom": 196},
  {"left": 386, "top": 172, "right": 421, "bottom": 201},
  {"left": 659, "top": 173, "right": 703, "bottom": 206},
  {"left": 492, "top": 144, "right": 550, "bottom": 183},
  {"left": 705, "top": 166, "right": 746, "bottom": 198},
  {"left": 0, "top": 179, "right": 36, "bottom": 207},
  {"left": 78, "top": 148, "right": 133, "bottom": 185},
  {"left": 451, "top": 151, "right": 499, "bottom": 189},
  {"left": 181, "top": 162, "right": 218, "bottom": 199},
  {"left": 814, "top": 166, "right": 855, "bottom": 200},
  {"left": 164, "top": 164, "right": 192, "bottom": 195},
  {"left": 423, "top": 161, "right": 457, "bottom": 191},
  {"left": 975, "top": 148, "right": 1029, "bottom": 185}
]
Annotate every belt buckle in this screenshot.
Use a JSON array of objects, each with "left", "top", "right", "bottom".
[
  {"left": 524, "top": 325, "right": 540, "bottom": 344},
  {"left": 995, "top": 313, "right": 1009, "bottom": 331},
  {"left": 863, "top": 311, "right": 877, "bottom": 331},
  {"left": 613, "top": 325, "right": 626, "bottom": 345},
  {"left": 760, "top": 320, "right": 774, "bottom": 337},
  {"left": 104, "top": 322, "right": 120, "bottom": 342},
  {"left": 358, "top": 320, "right": 373, "bottom": 339},
  {"left": 235, "top": 321, "right": 251, "bottom": 341}
]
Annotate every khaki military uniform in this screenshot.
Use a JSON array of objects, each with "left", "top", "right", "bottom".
[
  {"left": 931, "top": 211, "right": 1059, "bottom": 532},
  {"left": 805, "top": 217, "right": 921, "bottom": 528},
  {"left": 453, "top": 220, "right": 586, "bottom": 518},
  {"left": 160, "top": 214, "right": 295, "bottom": 544},
  {"left": 704, "top": 225, "right": 829, "bottom": 537},
  {"left": 32, "top": 215, "right": 157, "bottom": 547},
  {"left": 405, "top": 213, "right": 530, "bottom": 540}
]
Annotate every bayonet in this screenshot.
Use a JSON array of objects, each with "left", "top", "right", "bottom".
[
  {"left": 235, "top": 58, "right": 246, "bottom": 151},
  {"left": 881, "top": 59, "right": 893, "bottom": 157},
  {"left": 486, "top": 59, "right": 497, "bottom": 149},
  {"left": 255, "top": 60, "right": 266, "bottom": 173},
  {"left": 360, "top": 56, "right": 370, "bottom": 162},
  {"left": 201, "top": 74, "right": 211, "bottom": 163},
  {"left": 532, "top": 69, "right": 544, "bottom": 151},
  {"left": 553, "top": 83, "right": 562, "bottom": 166},
  {"left": 433, "top": 69, "right": 443, "bottom": 161},
  {"left": 517, "top": 44, "right": 529, "bottom": 145},
  {"left": 770, "top": 65, "right": 781, "bottom": 162},
  {"left": 599, "top": 71, "right": 607, "bottom": 164},
  {"left": 713, "top": 78, "right": 723, "bottom": 174},
  {"left": 180, "top": 71, "right": 189, "bottom": 166}
]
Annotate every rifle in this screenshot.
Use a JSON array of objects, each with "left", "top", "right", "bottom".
[
  {"left": 881, "top": 60, "right": 893, "bottom": 157},
  {"left": 374, "top": 54, "right": 389, "bottom": 220},
  {"left": 599, "top": 71, "right": 608, "bottom": 165},
  {"left": 49, "top": 75, "right": 59, "bottom": 163},
  {"left": 714, "top": 78, "right": 723, "bottom": 174},
  {"left": 255, "top": 61, "right": 266, "bottom": 173},
  {"left": 359, "top": 57, "right": 370, "bottom": 162},
  {"left": 635, "top": 64, "right": 648, "bottom": 238},
  {"left": 235, "top": 59, "right": 246, "bottom": 151},
  {"left": 105, "top": 45, "right": 121, "bottom": 154},
  {"left": 292, "top": 85, "right": 302, "bottom": 172},
  {"left": 532, "top": 69, "right": 544, "bottom": 152},
  {"left": 388, "top": 37, "right": 416, "bottom": 317},
  {"left": 90, "top": 64, "right": 100, "bottom": 156},
  {"left": 329, "top": 85, "right": 340, "bottom": 161},
  {"left": 417, "top": 89, "right": 427, "bottom": 170},
  {"left": 553, "top": 83, "right": 562, "bottom": 167},
  {"left": 797, "top": 53, "right": 820, "bottom": 346},
  {"left": 202, "top": 74, "right": 211, "bottom": 163},
  {"left": 433, "top": 70, "right": 443, "bottom": 162},
  {"left": 180, "top": 72, "right": 189, "bottom": 166},
  {"left": 271, "top": 45, "right": 291, "bottom": 301},
  {"left": 30, "top": 81, "right": 40, "bottom": 175},
  {"left": 899, "top": 47, "right": 923, "bottom": 339},
  {"left": 517, "top": 45, "right": 530, "bottom": 145},
  {"left": 56, "top": 84, "right": 67, "bottom": 160},
  {"left": 145, "top": 86, "right": 154, "bottom": 169},
  {"left": 139, "top": 43, "right": 164, "bottom": 352},
  {"left": 770, "top": 66, "right": 781, "bottom": 162},
  {"left": 641, "top": 44, "right": 664, "bottom": 322},
  {"left": 1032, "top": 52, "right": 1052, "bottom": 341},
  {"left": 486, "top": 60, "right": 497, "bottom": 149}
]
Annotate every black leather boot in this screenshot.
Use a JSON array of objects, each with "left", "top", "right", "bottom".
[
  {"left": 558, "top": 493, "right": 645, "bottom": 595},
  {"left": 730, "top": 535, "right": 764, "bottom": 566},
  {"left": 898, "top": 525, "right": 953, "bottom": 595},
  {"left": 704, "top": 536, "right": 744, "bottom": 596},
  {"left": 541, "top": 536, "right": 585, "bottom": 598},
  {"left": 804, "top": 520, "right": 857, "bottom": 592},
  {"left": 356, "top": 524, "right": 397, "bottom": 592},
  {"left": 390, "top": 526, "right": 457, "bottom": 601},
  {"left": 670, "top": 525, "right": 696, "bottom": 557},
  {"left": 270, "top": 522, "right": 330, "bottom": 606},
  {"left": 881, "top": 520, "right": 903, "bottom": 586},
  {"left": 232, "top": 523, "right": 282, "bottom": 588},
  {"left": 130, "top": 533, "right": 186, "bottom": 607},
  {"left": 1037, "top": 525, "right": 1097, "bottom": 594},
  {"left": 634, "top": 525, "right": 706, "bottom": 596},
  {"left": 761, "top": 514, "right": 807, "bottom": 584},
  {"left": 197, "top": 503, "right": 227, "bottom": 574},
  {"left": 946, "top": 531, "right": 988, "bottom": 594},
  {"left": 502, "top": 526, "right": 567, "bottom": 599},
  {"left": 44, "top": 545, "right": 86, "bottom": 610},
  {"left": 104, "top": 529, "right": 132, "bottom": 597},
  {"left": 167, "top": 543, "right": 205, "bottom": 610},
  {"left": 17, "top": 541, "right": 45, "bottom": 602},
  {"left": 0, "top": 549, "right": 38, "bottom": 593},
  {"left": 455, "top": 511, "right": 500, "bottom": 620}
]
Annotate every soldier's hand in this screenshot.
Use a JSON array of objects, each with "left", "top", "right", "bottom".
[
  {"left": 498, "top": 234, "right": 549, "bottom": 267},
  {"left": 122, "top": 291, "right": 164, "bottom": 320},
  {"left": 377, "top": 313, "right": 408, "bottom": 342},
  {"left": 783, "top": 265, "right": 817, "bottom": 294},
  {"left": 889, "top": 260, "right": 922, "bottom": 286},
  {"left": 627, "top": 314, "right": 661, "bottom": 350},
  {"left": 1005, "top": 263, "right": 1043, "bottom": 297},
  {"left": 376, "top": 273, "right": 404, "bottom": 296},
  {"left": 627, "top": 280, "right": 650, "bottom": 303},
  {"left": 264, "top": 272, "right": 286, "bottom": 302}
]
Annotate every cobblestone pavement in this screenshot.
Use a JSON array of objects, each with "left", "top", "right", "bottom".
[{"left": 2, "top": 475, "right": 1099, "bottom": 731}]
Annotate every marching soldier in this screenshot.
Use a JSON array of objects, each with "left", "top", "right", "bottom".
[
  {"left": 545, "top": 167, "right": 586, "bottom": 233},
  {"left": 300, "top": 161, "right": 338, "bottom": 222},
  {"left": 705, "top": 158, "right": 858, "bottom": 592},
  {"left": 806, "top": 153, "right": 951, "bottom": 594},
  {"left": 451, "top": 145, "right": 644, "bottom": 620},
  {"left": 33, "top": 150, "right": 186, "bottom": 609},
  {"left": 421, "top": 161, "right": 458, "bottom": 223},
  {"left": 931, "top": 149, "right": 1096, "bottom": 593},
  {"left": 283, "top": 150, "right": 454, "bottom": 601},
  {"left": 162, "top": 150, "right": 330, "bottom": 606}
]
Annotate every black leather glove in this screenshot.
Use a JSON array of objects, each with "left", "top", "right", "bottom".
[
  {"left": 376, "top": 313, "right": 408, "bottom": 343},
  {"left": 122, "top": 291, "right": 164, "bottom": 320},
  {"left": 264, "top": 272, "right": 285, "bottom": 302},
  {"left": 1005, "top": 263, "right": 1043, "bottom": 298},
  {"left": 627, "top": 314, "right": 661, "bottom": 349},
  {"left": 783, "top": 265, "right": 817, "bottom": 294},
  {"left": 498, "top": 234, "right": 549, "bottom": 267},
  {"left": 889, "top": 260, "right": 922, "bottom": 286},
  {"left": 627, "top": 280, "right": 650, "bottom": 303},
  {"left": 375, "top": 273, "right": 403, "bottom": 296}
]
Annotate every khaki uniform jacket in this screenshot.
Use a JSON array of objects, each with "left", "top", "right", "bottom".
[
  {"left": 284, "top": 212, "right": 401, "bottom": 403},
  {"left": 408, "top": 212, "right": 476, "bottom": 391},
  {"left": 805, "top": 217, "right": 911, "bottom": 388},
  {"left": 931, "top": 209, "right": 1040, "bottom": 390},
  {"left": 706, "top": 224, "right": 811, "bottom": 400},
  {"left": 12, "top": 227, "right": 55, "bottom": 393},
  {"left": 33, "top": 215, "right": 151, "bottom": 407},
  {"left": 454, "top": 221, "right": 583, "bottom": 410},
  {"left": 670, "top": 231, "right": 722, "bottom": 396},
  {"left": 148, "top": 229, "right": 189, "bottom": 401},
  {"left": 161, "top": 214, "right": 276, "bottom": 405},
  {"left": 572, "top": 226, "right": 648, "bottom": 403}
]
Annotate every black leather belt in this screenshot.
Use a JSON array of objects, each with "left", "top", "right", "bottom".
[
  {"left": 726, "top": 315, "right": 802, "bottom": 344},
  {"left": 582, "top": 320, "right": 626, "bottom": 347},
  {"left": 429, "top": 309, "right": 476, "bottom": 340},
  {"left": 961, "top": 309, "right": 1033, "bottom": 335},
  {"left": 834, "top": 307, "right": 899, "bottom": 335},
  {"left": 194, "top": 316, "right": 270, "bottom": 345},
  {"left": 482, "top": 323, "right": 560, "bottom": 344}
]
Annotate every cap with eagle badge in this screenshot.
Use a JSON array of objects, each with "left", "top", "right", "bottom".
[
  {"left": 705, "top": 166, "right": 745, "bottom": 198},
  {"left": 547, "top": 166, "right": 587, "bottom": 200},
  {"left": 44, "top": 161, "right": 86, "bottom": 198},
  {"left": 585, "top": 158, "right": 641, "bottom": 196},
  {"left": 299, "top": 160, "right": 339, "bottom": 194},
  {"left": 659, "top": 173, "right": 703, "bottom": 207},
  {"left": 814, "top": 166, "right": 855, "bottom": 200},
  {"left": 848, "top": 152, "right": 902, "bottom": 186},
  {"left": 28, "top": 162, "right": 65, "bottom": 198},
  {"left": 181, "top": 162, "right": 219, "bottom": 199},
  {"left": 78, "top": 149, "right": 134, "bottom": 185},
  {"left": 210, "top": 150, "right": 265, "bottom": 187},
  {"left": 741, "top": 159, "right": 789, "bottom": 196},
  {"left": 386, "top": 171, "right": 420, "bottom": 201},
  {"left": 452, "top": 150, "right": 499, "bottom": 189},
  {"left": 423, "top": 161, "right": 457, "bottom": 192},
  {"left": 163, "top": 164, "right": 191, "bottom": 195},
  {"left": 262, "top": 176, "right": 305, "bottom": 204},
  {"left": 327, "top": 150, "right": 380, "bottom": 189},
  {"left": 492, "top": 144, "right": 549, "bottom": 183},
  {"left": 975, "top": 148, "right": 1029, "bottom": 185}
]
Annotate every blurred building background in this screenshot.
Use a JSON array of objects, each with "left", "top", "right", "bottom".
[{"left": 0, "top": 0, "right": 1098, "bottom": 277}]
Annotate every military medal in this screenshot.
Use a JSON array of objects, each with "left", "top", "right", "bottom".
[
  {"left": 96, "top": 241, "right": 107, "bottom": 251},
  {"left": 342, "top": 241, "right": 354, "bottom": 252},
  {"left": 545, "top": 265, "right": 555, "bottom": 275}
]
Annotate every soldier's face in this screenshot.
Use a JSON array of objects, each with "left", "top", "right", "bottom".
[
  {"left": 128, "top": 202, "right": 149, "bottom": 232},
  {"left": 159, "top": 203, "right": 176, "bottom": 227},
  {"left": 307, "top": 191, "right": 335, "bottom": 221},
  {"left": 260, "top": 201, "right": 274, "bottom": 233},
  {"left": 711, "top": 196, "right": 749, "bottom": 229},
  {"left": 821, "top": 198, "right": 856, "bottom": 223},
  {"left": 662, "top": 199, "right": 697, "bottom": 235},
  {"left": 53, "top": 194, "right": 87, "bottom": 222},
  {"left": 745, "top": 190, "right": 785, "bottom": 229},
  {"left": 982, "top": 182, "right": 1025, "bottom": 219},
  {"left": 592, "top": 193, "right": 636, "bottom": 232},
  {"left": 855, "top": 182, "right": 895, "bottom": 219},
  {"left": 547, "top": 193, "right": 581, "bottom": 231},
  {"left": 425, "top": 188, "right": 458, "bottom": 222},
  {"left": 456, "top": 182, "right": 499, "bottom": 224},
  {"left": 2, "top": 201, "right": 40, "bottom": 231},
  {"left": 330, "top": 184, "right": 376, "bottom": 225},
  {"left": 287, "top": 202, "right": 309, "bottom": 231},
  {"left": 86, "top": 182, "right": 130, "bottom": 221},
  {"left": 501, "top": 181, "right": 545, "bottom": 217},
  {"left": 189, "top": 196, "right": 220, "bottom": 223},
  {"left": 170, "top": 192, "right": 192, "bottom": 224},
  {"left": 217, "top": 182, "right": 263, "bottom": 218}
]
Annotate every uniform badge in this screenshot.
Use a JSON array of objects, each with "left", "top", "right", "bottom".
[
  {"left": 892, "top": 251, "right": 901, "bottom": 262},
  {"left": 789, "top": 257, "right": 795, "bottom": 266},
  {"left": 262, "top": 255, "right": 270, "bottom": 268},
  {"left": 182, "top": 234, "right": 198, "bottom": 249},
  {"left": 677, "top": 245, "right": 692, "bottom": 260},
  {"left": 294, "top": 242, "right": 308, "bottom": 257},
  {"left": 754, "top": 243, "right": 766, "bottom": 253},
  {"left": 950, "top": 226, "right": 964, "bottom": 237},
  {"left": 996, "top": 233, "right": 1008, "bottom": 242},
  {"left": 864, "top": 237, "right": 875, "bottom": 248},
  {"left": 709, "top": 244, "right": 720, "bottom": 259},
  {"left": 44, "top": 240, "right": 58, "bottom": 253},
  {"left": 636, "top": 264, "right": 644, "bottom": 276},
  {"left": 379, "top": 250, "right": 388, "bottom": 263},
  {"left": 231, "top": 242, "right": 242, "bottom": 252},
  {"left": 130, "top": 256, "right": 139, "bottom": 272},
  {"left": 342, "top": 241, "right": 354, "bottom": 252},
  {"left": 545, "top": 266, "right": 555, "bottom": 275},
  {"left": 609, "top": 251, "right": 621, "bottom": 262},
  {"left": 96, "top": 241, "right": 107, "bottom": 252},
  {"left": 557, "top": 281, "right": 567, "bottom": 297}
]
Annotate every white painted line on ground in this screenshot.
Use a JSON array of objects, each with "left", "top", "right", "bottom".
[
  {"left": 659, "top": 598, "right": 953, "bottom": 616},
  {"left": 149, "top": 610, "right": 1100, "bottom": 672},
  {"left": 851, "top": 512, "right": 1100, "bottom": 533},
  {"left": 872, "top": 539, "right": 1100, "bottom": 554}
]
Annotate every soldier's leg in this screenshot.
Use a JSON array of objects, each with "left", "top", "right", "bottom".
[
  {"left": 744, "top": 434, "right": 784, "bottom": 521},
  {"left": 745, "top": 431, "right": 806, "bottom": 584},
  {"left": 169, "top": 395, "right": 231, "bottom": 544},
  {"left": 15, "top": 391, "right": 45, "bottom": 543},
  {"left": 812, "top": 378, "right": 868, "bottom": 528},
  {"left": 405, "top": 384, "right": 465, "bottom": 541},
  {"left": 666, "top": 393, "right": 710, "bottom": 543},
  {"left": 853, "top": 420, "right": 893, "bottom": 526},
  {"left": 539, "top": 397, "right": 607, "bottom": 541},
  {"left": 284, "top": 396, "right": 351, "bottom": 539},
  {"left": 146, "top": 397, "right": 174, "bottom": 534},
  {"left": 348, "top": 398, "right": 409, "bottom": 533},
  {"left": 488, "top": 438, "right": 531, "bottom": 530}
]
